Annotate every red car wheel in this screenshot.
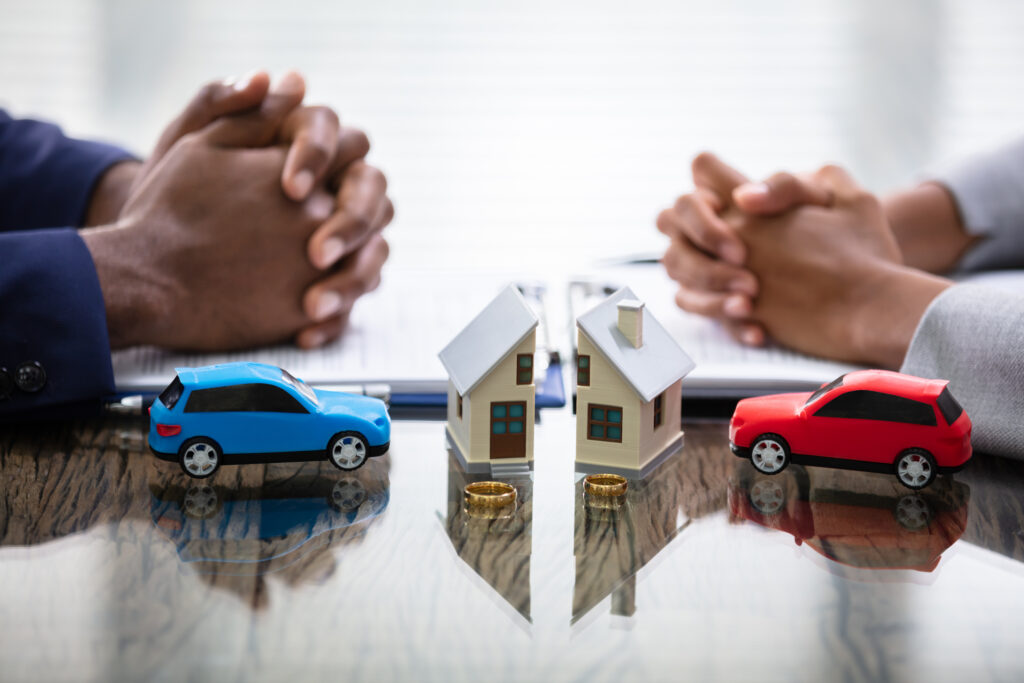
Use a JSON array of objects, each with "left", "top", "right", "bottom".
[{"left": 750, "top": 433, "right": 790, "bottom": 475}]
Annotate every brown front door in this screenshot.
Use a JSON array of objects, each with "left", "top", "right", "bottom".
[{"left": 489, "top": 401, "right": 526, "bottom": 459}]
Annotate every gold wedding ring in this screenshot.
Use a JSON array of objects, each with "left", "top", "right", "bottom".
[
  {"left": 584, "top": 473, "right": 628, "bottom": 497},
  {"left": 464, "top": 481, "right": 517, "bottom": 508}
]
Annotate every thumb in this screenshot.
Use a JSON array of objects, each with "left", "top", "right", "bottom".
[
  {"left": 199, "top": 70, "right": 306, "bottom": 147},
  {"left": 144, "top": 71, "right": 271, "bottom": 172},
  {"left": 732, "top": 171, "right": 833, "bottom": 215},
  {"left": 691, "top": 151, "right": 750, "bottom": 206}
]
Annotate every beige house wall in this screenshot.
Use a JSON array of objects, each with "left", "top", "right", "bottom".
[
  {"left": 451, "top": 332, "right": 536, "bottom": 464},
  {"left": 576, "top": 330, "right": 683, "bottom": 472},
  {"left": 446, "top": 379, "right": 472, "bottom": 458},
  {"left": 575, "top": 331, "right": 642, "bottom": 469},
  {"left": 636, "top": 377, "right": 683, "bottom": 468}
]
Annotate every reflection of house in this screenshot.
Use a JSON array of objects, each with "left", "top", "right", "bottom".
[
  {"left": 728, "top": 463, "right": 969, "bottom": 573},
  {"left": 575, "top": 287, "right": 695, "bottom": 478},
  {"left": 442, "top": 451, "right": 532, "bottom": 625},
  {"left": 572, "top": 451, "right": 691, "bottom": 624},
  {"left": 439, "top": 285, "right": 539, "bottom": 474}
]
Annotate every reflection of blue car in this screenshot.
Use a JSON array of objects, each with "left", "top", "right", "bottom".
[
  {"left": 149, "top": 362, "right": 391, "bottom": 478},
  {"left": 149, "top": 467, "right": 390, "bottom": 575}
]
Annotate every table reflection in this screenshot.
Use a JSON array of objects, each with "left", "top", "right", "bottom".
[
  {"left": 727, "top": 461, "right": 969, "bottom": 574},
  {"left": 147, "top": 457, "right": 390, "bottom": 605},
  {"left": 441, "top": 450, "right": 532, "bottom": 626},
  {"left": 572, "top": 434, "right": 729, "bottom": 625}
]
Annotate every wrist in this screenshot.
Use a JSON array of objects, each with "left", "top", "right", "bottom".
[
  {"left": 849, "top": 261, "right": 952, "bottom": 369},
  {"left": 84, "top": 160, "right": 142, "bottom": 227},
  {"left": 81, "top": 222, "right": 169, "bottom": 349},
  {"left": 882, "top": 182, "right": 977, "bottom": 273}
]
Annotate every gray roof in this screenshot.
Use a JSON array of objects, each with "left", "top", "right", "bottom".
[
  {"left": 576, "top": 286, "right": 695, "bottom": 402},
  {"left": 438, "top": 284, "right": 540, "bottom": 396}
]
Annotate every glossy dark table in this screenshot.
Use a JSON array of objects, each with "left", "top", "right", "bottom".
[{"left": 2, "top": 407, "right": 1024, "bottom": 682}]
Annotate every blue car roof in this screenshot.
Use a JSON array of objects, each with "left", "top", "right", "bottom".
[{"left": 175, "top": 362, "right": 287, "bottom": 388}]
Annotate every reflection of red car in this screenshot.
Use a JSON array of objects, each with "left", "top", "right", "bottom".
[
  {"left": 727, "top": 467, "right": 970, "bottom": 573},
  {"left": 729, "top": 370, "right": 972, "bottom": 489}
]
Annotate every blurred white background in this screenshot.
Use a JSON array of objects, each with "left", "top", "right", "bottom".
[{"left": 3, "top": 0, "right": 1024, "bottom": 273}]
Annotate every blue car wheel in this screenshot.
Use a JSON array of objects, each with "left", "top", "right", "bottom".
[
  {"left": 179, "top": 437, "right": 222, "bottom": 479},
  {"left": 328, "top": 432, "right": 369, "bottom": 471}
]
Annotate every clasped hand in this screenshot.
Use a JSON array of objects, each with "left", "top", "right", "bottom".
[
  {"left": 83, "top": 70, "right": 393, "bottom": 351},
  {"left": 658, "top": 153, "right": 954, "bottom": 368}
]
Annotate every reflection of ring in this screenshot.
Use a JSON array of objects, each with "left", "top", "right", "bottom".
[
  {"left": 464, "top": 481, "right": 517, "bottom": 507},
  {"left": 584, "top": 474, "right": 628, "bottom": 497}
]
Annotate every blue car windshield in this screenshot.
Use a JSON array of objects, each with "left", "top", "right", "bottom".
[{"left": 280, "top": 369, "right": 318, "bottom": 405}]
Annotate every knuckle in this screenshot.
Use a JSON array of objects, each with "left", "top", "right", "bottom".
[
  {"left": 311, "top": 105, "right": 340, "bottom": 130},
  {"left": 349, "top": 129, "right": 371, "bottom": 156},
  {"left": 197, "top": 82, "right": 221, "bottom": 108},
  {"left": 369, "top": 166, "right": 388, "bottom": 192},
  {"left": 817, "top": 163, "right": 843, "bottom": 179},
  {"left": 691, "top": 150, "right": 717, "bottom": 173},
  {"left": 300, "top": 138, "right": 332, "bottom": 170},
  {"left": 349, "top": 212, "right": 372, "bottom": 236},
  {"left": 656, "top": 209, "right": 675, "bottom": 233},
  {"left": 673, "top": 194, "right": 695, "bottom": 215}
]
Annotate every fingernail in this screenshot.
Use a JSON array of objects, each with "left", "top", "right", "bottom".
[
  {"left": 228, "top": 70, "right": 256, "bottom": 92},
  {"left": 314, "top": 291, "right": 343, "bottom": 321},
  {"left": 734, "top": 182, "right": 770, "bottom": 202},
  {"left": 720, "top": 241, "right": 745, "bottom": 266},
  {"left": 302, "top": 329, "right": 328, "bottom": 348},
  {"left": 741, "top": 328, "right": 762, "bottom": 346},
  {"left": 723, "top": 294, "right": 750, "bottom": 318},
  {"left": 319, "top": 237, "right": 345, "bottom": 268},
  {"left": 292, "top": 169, "right": 314, "bottom": 199},
  {"left": 271, "top": 70, "right": 304, "bottom": 96}
]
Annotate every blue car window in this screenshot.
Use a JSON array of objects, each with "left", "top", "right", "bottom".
[
  {"left": 185, "top": 383, "right": 309, "bottom": 414},
  {"left": 158, "top": 376, "right": 184, "bottom": 410}
]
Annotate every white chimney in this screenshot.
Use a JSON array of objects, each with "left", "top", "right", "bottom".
[{"left": 617, "top": 299, "right": 644, "bottom": 348}]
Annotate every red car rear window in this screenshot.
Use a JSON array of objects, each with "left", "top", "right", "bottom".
[{"left": 936, "top": 387, "right": 964, "bottom": 425}]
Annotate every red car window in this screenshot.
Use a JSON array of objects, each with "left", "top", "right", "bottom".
[{"left": 814, "top": 390, "right": 937, "bottom": 426}]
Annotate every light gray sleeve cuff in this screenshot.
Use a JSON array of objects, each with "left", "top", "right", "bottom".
[
  {"left": 930, "top": 137, "right": 1024, "bottom": 272},
  {"left": 901, "top": 284, "right": 1024, "bottom": 460}
]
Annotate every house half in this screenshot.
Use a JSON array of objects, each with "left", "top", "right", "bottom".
[
  {"left": 575, "top": 286, "right": 695, "bottom": 478},
  {"left": 439, "top": 284, "right": 539, "bottom": 474}
]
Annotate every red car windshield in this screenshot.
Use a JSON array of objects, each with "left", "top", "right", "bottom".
[{"left": 805, "top": 375, "right": 846, "bottom": 406}]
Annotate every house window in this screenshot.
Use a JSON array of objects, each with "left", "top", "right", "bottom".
[
  {"left": 491, "top": 402, "right": 526, "bottom": 434},
  {"left": 654, "top": 393, "right": 663, "bottom": 429},
  {"left": 587, "top": 404, "right": 623, "bottom": 442},
  {"left": 577, "top": 355, "right": 590, "bottom": 386},
  {"left": 457, "top": 393, "right": 463, "bottom": 419},
  {"left": 516, "top": 354, "right": 533, "bottom": 385}
]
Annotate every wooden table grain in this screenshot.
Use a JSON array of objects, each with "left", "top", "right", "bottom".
[{"left": 2, "top": 409, "right": 1024, "bottom": 682}]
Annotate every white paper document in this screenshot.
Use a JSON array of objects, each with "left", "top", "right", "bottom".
[
  {"left": 112, "top": 269, "right": 517, "bottom": 394},
  {"left": 114, "top": 263, "right": 1022, "bottom": 399}
]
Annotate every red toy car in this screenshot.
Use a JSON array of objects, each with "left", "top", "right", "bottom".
[{"left": 729, "top": 370, "right": 972, "bottom": 489}]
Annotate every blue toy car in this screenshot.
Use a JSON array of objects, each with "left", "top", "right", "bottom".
[{"left": 149, "top": 362, "right": 391, "bottom": 478}]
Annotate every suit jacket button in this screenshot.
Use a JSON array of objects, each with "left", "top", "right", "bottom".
[
  {"left": 0, "top": 368, "right": 13, "bottom": 400},
  {"left": 15, "top": 361, "right": 47, "bottom": 393}
]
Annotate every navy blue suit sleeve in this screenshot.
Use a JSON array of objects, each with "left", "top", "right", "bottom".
[
  {"left": 0, "top": 110, "right": 130, "bottom": 415},
  {"left": 0, "top": 109, "right": 135, "bottom": 231},
  {"left": 0, "top": 228, "right": 115, "bottom": 415}
]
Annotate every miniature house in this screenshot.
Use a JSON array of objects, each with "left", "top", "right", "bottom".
[
  {"left": 439, "top": 285, "right": 539, "bottom": 474},
  {"left": 575, "top": 287, "right": 695, "bottom": 478}
]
